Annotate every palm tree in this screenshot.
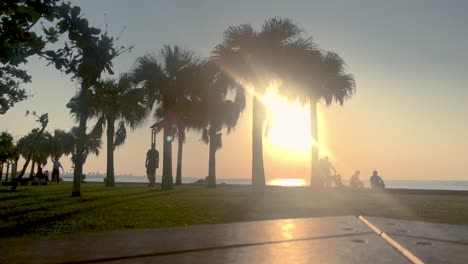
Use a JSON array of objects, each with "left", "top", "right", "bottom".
[
  {"left": 70, "top": 74, "right": 148, "bottom": 187},
  {"left": 306, "top": 52, "right": 355, "bottom": 188},
  {"left": 32, "top": 132, "right": 53, "bottom": 173},
  {"left": 193, "top": 62, "right": 246, "bottom": 187},
  {"left": 212, "top": 17, "right": 316, "bottom": 192},
  {"left": 132, "top": 45, "right": 199, "bottom": 190}
]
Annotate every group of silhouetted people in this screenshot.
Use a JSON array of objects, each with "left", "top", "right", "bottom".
[
  {"left": 317, "top": 157, "right": 385, "bottom": 190},
  {"left": 32, "top": 157, "right": 64, "bottom": 183}
]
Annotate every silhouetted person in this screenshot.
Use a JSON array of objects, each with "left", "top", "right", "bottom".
[
  {"left": 36, "top": 167, "right": 46, "bottom": 181},
  {"left": 146, "top": 143, "right": 159, "bottom": 187},
  {"left": 319, "top": 157, "right": 335, "bottom": 188},
  {"left": 350, "top": 170, "right": 364, "bottom": 189},
  {"left": 370, "top": 170, "right": 385, "bottom": 189},
  {"left": 51, "top": 157, "right": 64, "bottom": 183},
  {"left": 44, "top": 170, "right": 50, "bottom": 181}
]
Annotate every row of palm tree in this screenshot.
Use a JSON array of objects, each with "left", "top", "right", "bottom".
[
  {"left": 3, "top": 17, "right": 354, "bottom": 194},
  {"left": 62, "top": 17, "right": 354, "bottom": 192}
]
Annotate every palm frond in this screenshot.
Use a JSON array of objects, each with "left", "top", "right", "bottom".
[{"left": 113, "top": 121, "right": 127, "bottom": 149}]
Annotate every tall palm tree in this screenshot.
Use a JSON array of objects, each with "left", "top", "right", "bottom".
[
  {"left": 132, "top": 45, "right": 198, "bottom": 190},
  {"left": 193, "top": 62, "right": 246, "bottom": 187},
  {"left": 75, "top": 74, "right": 148, "bottom": 187},
  {"left": 212, "top": 17, "right": 316, "bottom": 192},
  {"left": 306, "top": 52, "right": 355, "bottom": 188}
]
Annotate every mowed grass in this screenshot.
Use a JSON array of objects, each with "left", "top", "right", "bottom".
[{"left": 1, "top": 183, "right": 468, "bottom": 238}]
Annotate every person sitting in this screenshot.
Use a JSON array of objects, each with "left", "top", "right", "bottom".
[
  {"left": 44, "top": 170, "right": 50, "bottom": 182},
  {"left": 333, "top": 173, "right": 345, "bottom": 188},
  {"left": 370, "top": 170, "right": 385, "bottom": 189},
  {"left": 350, "top": 170, "right": 364, "bottom": 189},
  {"left": 36, "top": 167, "right": 46, "bottom": 182}
]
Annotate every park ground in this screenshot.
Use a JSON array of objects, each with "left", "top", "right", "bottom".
[{"left": 1, "top": 183, "right": 468, "bottom": 238}]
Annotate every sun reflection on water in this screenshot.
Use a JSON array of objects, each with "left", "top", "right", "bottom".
[{"left": 269, "top": 178, "right": 307, "bottom": 186}]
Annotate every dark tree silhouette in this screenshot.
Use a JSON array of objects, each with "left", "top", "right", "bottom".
[
  {"left": 0, "top": 0, "right": 74, "bottom": 114},
  {"left": 194, "top": 62, "right": 246, "bottom": 187},
  {"left": 69, "top": 74, "right": 148, "bottom": 187},
  {"left": 11, "top": 113, "right": 49, "bottom": 190},
  {"left": 132, "top": 46, "right": 199, "bottom": 190},
  {"left": 0, "top": 131, "right": 15, "bottom": 180}
]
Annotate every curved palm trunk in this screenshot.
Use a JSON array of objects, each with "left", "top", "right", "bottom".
[
  {"left": 5, "top": 163, "right": 10, "bottom": 181},
  {"left": 207, "top": 129, "right": 217, "bottom": 188},
  {"left": 72, "top": 86, "right": 90, "bottom": 197},
  {"left": 161, "top": 127, "right": 173, "bottom": 190},
  {"left": 252, "top": 96, "right": 266, "bottom": 193},
  {"left": 310, "top": 99, "right": 321, "bottom": 188},
  {"left": 29, "top": 160, "right": 36, "bottom": 179},
  {"left": 106, "top": 117, "right": 115, "bottom": 187},
  {"left": 175, "top": 135, "right": 183, "bottom": 185}
]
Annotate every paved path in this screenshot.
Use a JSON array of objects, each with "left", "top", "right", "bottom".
[{"left": 0, "top": 216, "right": 466, "bottom": 263}]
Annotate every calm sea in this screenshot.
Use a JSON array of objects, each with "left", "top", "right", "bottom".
[{"left": 62, "top": 175, "right": 468, "bottom": 191}]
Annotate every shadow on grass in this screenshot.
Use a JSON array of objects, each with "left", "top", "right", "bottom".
[{"left": 0, "top": 188, "right": 194, "bottom": 238}]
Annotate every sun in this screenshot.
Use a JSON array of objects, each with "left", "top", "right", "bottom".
[{"left": 262, "top": 89, "right": 312, "bottom": 159}]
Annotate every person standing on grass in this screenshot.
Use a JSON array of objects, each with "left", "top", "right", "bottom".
[
  {"left": 51, "top": 157, "right": 64, "bottom": 183},
  {"left": 145, "top": 143, "right": 159, "bottom": 187}
]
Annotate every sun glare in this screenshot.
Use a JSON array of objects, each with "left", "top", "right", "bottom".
[{"left": 262, "top": 89, "right": 312, "bottom": 158}]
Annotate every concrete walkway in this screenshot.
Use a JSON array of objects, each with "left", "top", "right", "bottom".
[{"left": 0, "top": 216, "right": 466, "bottom": 263}]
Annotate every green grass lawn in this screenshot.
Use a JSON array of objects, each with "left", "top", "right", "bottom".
[{"left": 1, "top": 183, "right": 468, "bottom": 238}]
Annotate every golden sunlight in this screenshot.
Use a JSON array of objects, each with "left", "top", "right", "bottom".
[
  {"left": 262, "top": 90, "right": 311, "bottom": 158},
  {"left": 269, "top": 178, "right": 307, "bottom": 186}
]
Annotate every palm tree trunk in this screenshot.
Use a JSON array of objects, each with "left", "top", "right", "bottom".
[
  {"left": 161, "top": 127, "right": 173, "bottom": 190},
  {"left": 252, "top": 96, "right": 266, "bottom": 193},
  {"left": 12, "top": 159, "right": 18, "bottom": 180},
  {"left": 0, "top": 163, "right": 3, "bottom": 180},
  {"left": 310, "top": 99, "right": 321, "bottom": 188},
  {"left": 175, "top": 135, "right": 183, "bottom": 185},
  {"left": 106, "top": 117, "right": 115, "bottom": 187},
  {"left": 72, "top": 86, "right": 90, "bottom": 197},
  {"left": 207, "top": 130, "right": 217, "bottom": 188},
  {"left": 5, "top": 163, "right": 10, "bottom": 181},
  {"left": 29, "top": 160, "right": 35, "bottom": 179}
]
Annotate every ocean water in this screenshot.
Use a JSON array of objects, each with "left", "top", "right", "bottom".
[{"left": 62, "top": 175, "right": 468, "bottom": 191}]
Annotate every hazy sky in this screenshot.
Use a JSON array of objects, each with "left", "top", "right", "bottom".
[{"left": 1, "top": 0, "right": 468, "bottom": 182}]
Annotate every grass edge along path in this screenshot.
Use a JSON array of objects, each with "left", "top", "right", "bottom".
[{"left": 1, "top": 183, "right": 468, "bottom": 238}]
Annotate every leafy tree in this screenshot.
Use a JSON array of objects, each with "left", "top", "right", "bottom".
[
  {"left": 0, "top": 131, "right": 15, "bottom": 180},
  {"left": 69, "top": 74, "right": 148, "bottom": 187},
  {"left": 212, "top": 17, "right": 316, "bottom": 192},
  {"left": 195, "top": 62, "right": 245, "bottom": 187},
  {"left": 0, "top": 0, "right": 72, "bottom": 114},
  {"left": 132, "top": 45, "right": 198, "bottom": 190},
  {"left": 45, "top": 6, "right": 128, "bottom": 196}
]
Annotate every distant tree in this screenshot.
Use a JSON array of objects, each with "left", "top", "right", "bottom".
[
  {"left": 11, "top": 112, "right": 49, "bottom": 190},
  {"left": 0, "top": 131, "right": 15, "bottom": 180},
  {"left": 69, "top": 74, "right": 148, "bottom": 187},
  {"left": 212, "top": 17, "right": 317, "bottom": 192},
  {"left": 195, "top": 62, "right": 246, "bottom": 187},
  {"left": 132, "top": 45, "right": 198, "bottom": 190}
]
